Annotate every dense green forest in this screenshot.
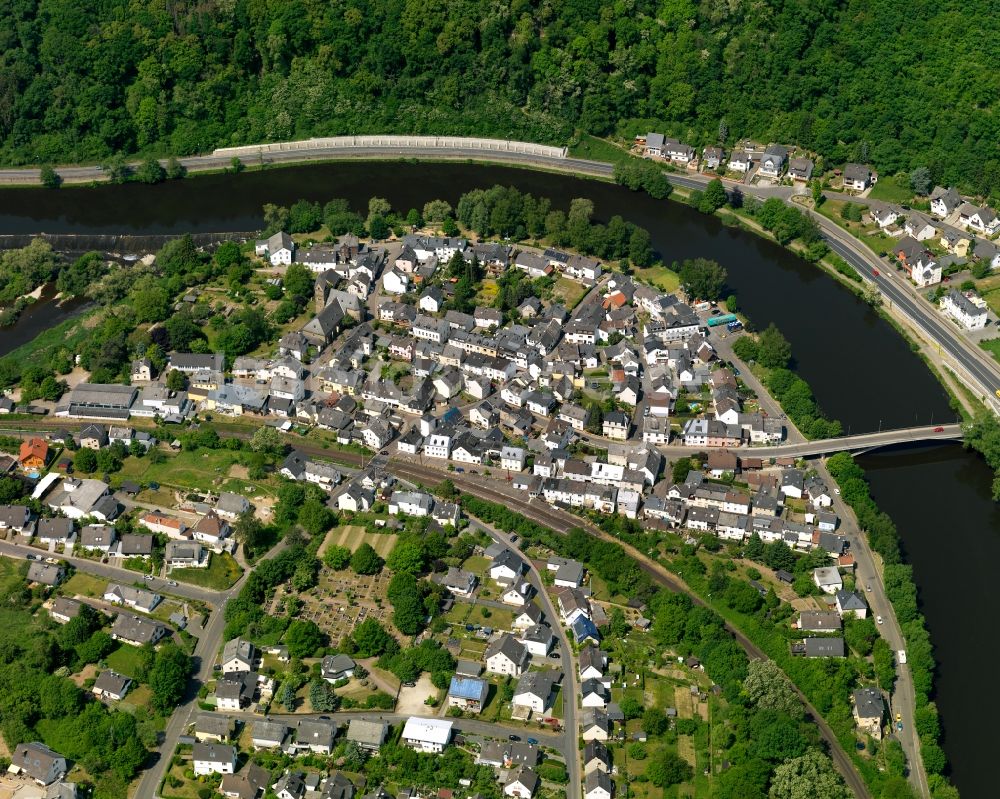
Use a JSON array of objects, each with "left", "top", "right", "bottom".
[{"left": 1, "top": 0, "right": 999, "bottom": 195}]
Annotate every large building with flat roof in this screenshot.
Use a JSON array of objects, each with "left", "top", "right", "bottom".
[{"left": 57, "top": 383, "right": 138, "bottom": 420}]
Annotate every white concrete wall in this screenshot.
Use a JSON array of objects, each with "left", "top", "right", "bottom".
[{"left": 214, "top": 136, "right": 567, "bottom": 160}]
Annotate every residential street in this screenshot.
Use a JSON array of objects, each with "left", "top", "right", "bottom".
[
  {"left": 390, "top": 460, "right": 873, "bottom": 799},
  {"left": 814, "top": 460, "right": 929, "bottom": 798},
  {"left": 0, "top": 539, "right": 218, "bottom": 603},
  {"left": 471, "top": 519, "right": 581, "bottom": 799}
]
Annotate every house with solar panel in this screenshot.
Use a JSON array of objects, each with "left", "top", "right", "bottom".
[{"left": 447, "top": 675, "right": 489, "bottom": 714}]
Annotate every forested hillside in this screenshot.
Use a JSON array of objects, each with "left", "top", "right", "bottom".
[{"left": 2, "top": 0, "right": 999, "bottom": 194}]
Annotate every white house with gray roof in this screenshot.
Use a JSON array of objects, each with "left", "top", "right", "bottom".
[
  {"left": 941, "top": 289, "right": 987, "bottom": 330},
  {"left": 485, "top": 634, "right": 529, "bottom": 676}
]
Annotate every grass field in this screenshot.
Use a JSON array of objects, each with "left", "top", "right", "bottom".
[
  {"left": 632, "top": 264, "right": 680, "bottom": 293},
  {"left": 568, "top": 134, "right": 631, "bottom": 164},
  {"left": 60, "top": 571, "right": 109, "bottom": 599},
  {"left": 460, "top": 555, "right": 492, "bottom": 577},
  {"left": 170, "top": 552, "right": 242, "bottom": 589},
  {"left": 980, "top": 337, "right": 1000, "bottom": 363},
  {"left": 321, "top": 526, "right": 398, "bottom": 557},
  {"left": 551, "top": 276, "right": 589, "bottom": 309},
  {"left": 116, "top": 448, "right": 274, "bottom": 495},
  {"left": 867, "top": 174, "right": 913, "bottom": 203},
  {"left": 105, "top": 644, "right": 147, "bottom": 679}
]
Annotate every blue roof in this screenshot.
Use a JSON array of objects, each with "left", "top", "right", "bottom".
[
  {"left": 449, "top": 676, "right": 488, "bottom": 701},
  {"left": 571, "top": 617, "right": 601, "bottom": 644}
]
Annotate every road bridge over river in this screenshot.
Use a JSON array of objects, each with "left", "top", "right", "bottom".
[{"left": 654, "top": 423, "right": 964, "bottom": 459}]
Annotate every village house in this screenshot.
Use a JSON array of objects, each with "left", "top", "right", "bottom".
[
  {"left": 18, "top": 437, "right": 48, "bottom": 471},
  {"left": 757, "top": 144, "right": 788, "bottom": 178},
  {"left": 512, "top": 670, "right": 556, "bottom": 714},
  {"left": 727, "top": 151, "right": 751, "bottom": 173},
  {"left": 958, "top": 202, "right": 1000, "bottom": 235},
  {"left": 346, "top": 719, "right": 389, "bottom": 753},
  {"left": 221, "top": 637, "right": 258, "bottom": 673},
  {"left": 293, "top": 717, "right": 338, "bottom": 755},
  {"left": 49, "top": 596, "right": 81, "bottom": 624},
  {"left": 111, "top": 614, "right": 167, "bottom": 646},
  {"left": 255, "top": 231, "right": 294, "bottom": 265},
  {"left": 702, "top": 146, "right": 724, "bottom": 170},
  {"left": 585, "top": 770, "right": 613, "bottom": 799},
  {"left": 138, "top": 511, "right": 187, "bottom": 537},
  {"left": 401, "top": 717, "right": 453, "bottom": 754},
  {"left": 853, "top": 687, "right": 885, "bottom": 740},
  {"left": 92, "top": 670, "right": 132, "bottom": 701},
  {"left": 813, "top": 566, "right": 843, "bottom": 595},
  {"left": 11, "top": 742, "right": 67, "bottom": 785},
  {"left": 788, "top": 157, "right": 814, "bottom": 182},
  {"left": 941, "top": 288, "right": 988, "bottom": 330},
  {"left": 485, "top": 634, "right": 530, "bottom": 676},
  {"left": 930, "top": 186, "right": 962, "bottom": 218},
  {"left": 195, "top": 714, "right": 235, "bottom": 743},
  {"left": 835, "top": 589, "right": 868, "bottom": 619},
  {"left": 504, "top": 767, "right": 540, "bottom": 799},
  {"left": 193, "top": 742, "right": 237, "bottom": 776},
  {"left": 447, "top": 676, "right": 489, "bottom": 714},
  {"left": 584, "top": 741, "right": 611, "bottom": 774},
  {"left": 842, "top": 163, "right": 876, "bottom": 192},
  {"left": 104, "top": 583, "right": 161, "bottom": 613},
  {"left": 321, "top": 654, "right": 356, "bottom": 682},
  {"left": 165, "top": 540, "right": 208, "bottom": 570},
  {"left": 220, "top": 763, "right": 270, "bottom": 799}
]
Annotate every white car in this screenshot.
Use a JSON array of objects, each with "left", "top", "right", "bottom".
[
  {"left": 876, "top": 615, "right": 883, "bottom": 625},
  {"left": 898, "top": 650, "right": 907, "bottom": 664}
]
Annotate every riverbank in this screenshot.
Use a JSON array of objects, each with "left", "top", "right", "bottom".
[
  {"left": 825, "top": 453, "right": 956, "bottom": 798},
  {"left": 666, "top": 188, "right": 979, "bottom": 422},
  {"left": 0, "top": 137, "right": 614, "bottom": 187}
]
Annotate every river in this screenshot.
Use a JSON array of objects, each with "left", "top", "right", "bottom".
[
  {"left": 0, "top": 161, "right": 985, "bottom": 792},
  {"left": 0, "top": 284, "right": 88, "bottom": 359},
  {"left": 0, "top": 162, "right": 955, "bottom": 431},
  {"left": 859, "top": 444, "right": 995, "bottom": 797}
]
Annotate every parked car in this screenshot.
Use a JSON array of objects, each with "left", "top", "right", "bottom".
[
  {"left": 876, "top": 615, "right": 883, "bottom": 625},
  {"left": 508, "top": 734, "right": 521, "bottom": 742},
  {"left": 527, "top": 738, "right": 539, "bottom": 745}
]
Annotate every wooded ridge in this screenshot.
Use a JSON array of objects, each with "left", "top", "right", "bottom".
[{"left": 1, "top": 0, "right": 997, "bottom": 199}]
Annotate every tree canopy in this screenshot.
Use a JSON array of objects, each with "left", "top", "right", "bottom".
[{"left": 0, "top": 0, "right": 998, "bottom": 198}]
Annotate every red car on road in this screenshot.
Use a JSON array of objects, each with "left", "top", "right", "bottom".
[
  {"left": 933, "top": 426, "right": 944, "bottom": 432},
  {"left": 872, "top": 269, "right": 880, "bottom": 276}
]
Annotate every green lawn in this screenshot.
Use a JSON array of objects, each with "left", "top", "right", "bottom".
[
  {"left": 980, "top": 337, "right": 1000, "bottom": 364},
  {"left": 460, "top": 555, "right": 492, "bottom": 576},
  {"left": 115, "top": 448, "right": 251, "bottom": 492},
  {"left": 551, "top": 276, "right": 588, "bottom": 309},
  {"left": 568, "top": 134, "right": 632, "bottom": 164},
  {"left": 105, "top": 644, "right": 147, "bottom": 679},
  {"left": 867, "top": 174, "right": 913, "bottom": 203},
  {"left": 170, "top": 552, "right": 242, "bottom": 589},
  {"left": 60, "top": 571, "right": 109, "bottom": 599},
  {"left": 633, "top": 264, "right": 680, "bottom": 293}
]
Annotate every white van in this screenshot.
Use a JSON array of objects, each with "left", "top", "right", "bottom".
[{"left": 898, "top": 650, "right": 907, "bottom": 665}]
